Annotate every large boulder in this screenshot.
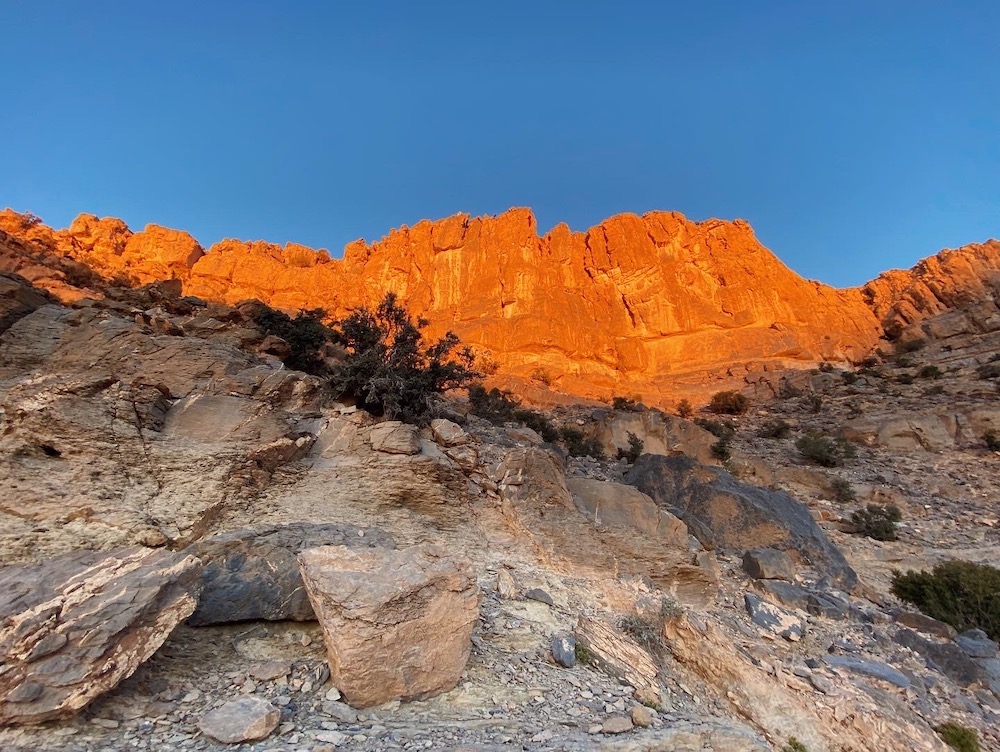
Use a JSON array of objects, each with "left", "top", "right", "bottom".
[
  {"left": 593, "top": 409, "right": 718, "bottom": 464},
  {"left": 625, "top": 454, "right": 857, "bottom": 590},
  {"left": 298, "top": 543, "right": 480, "bottom": 708},
  {"left": 185, "top": 523, "right": 395, "bottom": 626},
  {"left": 0, "top": 273, "right": 51, "bottom": 335},
  {"left": 0, "top": 547, "right": 203, "bottom": 725},
  {"left": 565, "top": 477, "right": 688, "bottom": 549}
]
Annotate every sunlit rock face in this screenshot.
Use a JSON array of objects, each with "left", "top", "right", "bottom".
[{"left": 2, "top": 207, "right": 998, "bottom": 404}]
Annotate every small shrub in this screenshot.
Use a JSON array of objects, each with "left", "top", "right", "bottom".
[
  {"left": 783, "top": 739, "right": 809, "bottom": 752},
  {"left": 802, "top": 393, "right": 823, "bottom": 413},
  {"left": 616, "top": 432, "right": 644, "bottom": 463},
  {"left": 918, "top": 364, "right": 942, "bottom": 380},
  {"left": 695, "top": 418, "right": 736, "bottom": 440},
  {"left": 976, "top": 363, "right": 1000, "bottom": 380},
  {"left": 897, "top": 373, "right": 915, "bottom": 385},
  {"left": 925, "top": 384, "right": 946, "bottom": 396},
  {"left": 710, "top": 437, "right": 732, "bottom": 461},
  {"left": 708, "top": 390, "right": 749, "bottom": 415},
  {"left": 985, "top": 430, "right": 1000, "bottom": 451},
  {"left": 859, "top": 356, "right": 879, "bottom": 368},
  {"left": 758, "top": 419, "right": 791, "bottom": 439},
  {"left": 250, "top": 305, "right": 333, "bottom": 375},
  {"left": 896, "top": 338, "right": 926, "bottom": 354},
  {"left": 841, "top": 371, "right": 859, "bottom": 385},
  {"left": 676, "top": 398, "right": 693, "bottom": 419},
  {"left": 935, "top": 722, "right": 981, "bottom": 752},
  {"left": 659, "top": 595, "right": 684, "bottom": 620},
  {"left": 574, "top": 642, "right": 596, "bottom": 665},
  {"left": 468, "top": 386, "right": 559, "bottom": 441},
  {"left": 852, "top": 503, "right": 902, "bottom": 541},
  {"left": 830, "top": 477, "right": 856, "bottom": 502},
  {"left": 612, "top": 395, "right": 638, "bottom": 411},
  {"left": 515, "top": 409, "right": 560, "bottom": 443},
  {"left": 778, "top": 381, "right": 802, "bottom": 399},
  {"left": 892, "top": 560, "right": 1000, "bottom": 640},
  {"left": 530, "top": 367, "right": 552, "bottom": 385},
  {"left": 795, "top": 433, "right": 856, "bottom": 467},
  {"left": 818, "top": 362, "right": 834, "bottom": 373},
  {"left": 559, "top": 426, "right": 604, "bottom": 459},
  {"left": 618, "top": 614, "right": 665, "bottom": 656}
]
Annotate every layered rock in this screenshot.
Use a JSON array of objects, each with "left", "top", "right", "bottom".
[{"left": 0, "top": 547, "right": 202, "bottom": 725}]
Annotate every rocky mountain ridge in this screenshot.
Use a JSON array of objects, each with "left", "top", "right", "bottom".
[{"left": 3, "top": 208, "right": 998, "bottom": 405}]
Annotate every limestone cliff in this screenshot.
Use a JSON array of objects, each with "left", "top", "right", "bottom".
[{"left": 2, "top": 207, "right": 997, "bottom": 404}]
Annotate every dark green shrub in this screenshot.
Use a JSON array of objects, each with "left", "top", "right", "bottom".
[
  {"left": 977, "top": 363, "right": 1000, "bottom": 380},
  {"left": 708, "top": 390, "right": 749, "bottom": 415},
  {"left": 985, "top": 430, "right": 1000, "bottom": 451},
  {"left": 782, "top": 739, "right": 809, "bottom": 752},
  {"left": 695, "top": 418, "right": 736, "bottom": 440},
  {"left": 676, "top": 398, "right": 693, "bottom": 419},
  {"left": 897, "top": 373, "right": 915, "bottom": 385},
  {"left": 852, "top": 503, "right": 902, "bottom": 541},
  {"left": 896, "top": 338, "right": 926, "bottom": 353},
  {"left": 892, "top": 560, "right": 1000, "bottom": 640},
  {"left": 795, "top": 433, "right": 857, "bottom": 467},
  {"left": 618, "top": 614, "right": 665, "bottom": 657},
  {"left": 468, "top": 385, "right": 559, "bottom": 442},
  {"left": 830, "top": 477, "right": 856, "bottom": 503},
  {"left": 250, "top": 305, "right": 332, "bottom": 375},
  {"left": 329, "top": 293, "right": 479, "bottom": 423},
  {"left": 818, "top": 362, "right": 834, "bottom": 373},
  {"left": 918, "top": 364, "right": 942, "bottom": 380},
  {"left": 859, "top": 356, "right": 879, "bottom": 368},
  {"left": 616, "top": 432, "right": 644, "bottom": 463},
  {"left": 612, "top": 395, "right": 638, "bottom": 411},
  {"left": 758, "top": 419, "right": 791, "bottom": 439},
  {"left": 559, "top": 426, "right": 604, "bottom": 459},
  {"left": 841, "top": 371, "right": 859, "bottom": 385},
  {"left": 802, "top": 393, "right": 823, "bottom": 413},
  {"left": 710, "top": 437, "right": 732, "bottom": 461},
  {"left": 935, "top": 722, "right": 981, "bottom": 752}
]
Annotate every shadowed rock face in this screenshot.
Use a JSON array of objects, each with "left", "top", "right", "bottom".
[{"left": 624, "top": 454, "right": 857, "bottom": 591}]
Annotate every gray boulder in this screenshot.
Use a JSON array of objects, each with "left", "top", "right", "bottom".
[
  {"left": 742, "top": 548, "right": 795, "bottom": 581},
  {"left": 186, "top": 523, "right": 394, "bottom": 626},
  {"left": 894, "top": 628, "right": 985, "bottom": 687},
  {"left": 626, "top": 454, "right": 857, "bottom": 590}
]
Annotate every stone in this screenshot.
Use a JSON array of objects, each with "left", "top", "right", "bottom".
[
  {"left": 626, "top": 454, "right": 857, "bottom": 591},
  {"left": 823, "top": 656, "right": 911, "bottom": 689},
  {"left": 551, "top": 634, "right": 576, "bottom": 668},
  {"left": 198, "top": 697, "right": 279, "bottom": 744},
  {"left": 368, "top": 421, "right": 421, "bottom": 454},
  {"left": 298, "top": 543, "right": 480, "bottom": 708},
  {"left": 809, "top": 674, "right": 836, "bottom": 694},
  {"left": 566, "top": 477, "right": 689, "bottom": 548},
  {"left": 525, "top": 588, "right": 554, "bottom": 606},
  {"left": 742, "top": 548, "right": 796, "bottom": 581},
  {"left": 894, "top": 629, "right": 986, "bottom": 686},
  {"left": 601, "top": 716, "right": 635, "bottom": 734},
  {"left": 893, "top": 611, "right": 958, "bottom": 640},
  {"left": 956, "top": 629, "right": 999, "bottom": 659},
  {"left": 322, "top": 700, "right": 358, "bottom": 723},
  {"left": 496, "top": 569, "right": 519, "bottom": 599},
  {"left": 630, "top": 703, "right": 654, "bottom": 727},
  {"left": 0, "top": 547, "right": 202, "bottom": 725},
  {"left": 744, "top": 593, "right": 804, "bottom": 641},
  {"left": 249, "top": 661, "right": 291, "bottom": 681},
  {"left": 430, "top": 418, "right": 468, "bottom": 446},
  {"left": 185, "top": 523, "right": 394, "bottom": 626}
]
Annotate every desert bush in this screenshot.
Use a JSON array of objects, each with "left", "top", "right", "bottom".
[
  {"left": 802, "top": 393, "right": 823, "bottom": 413},
  {"left": 841, "top": 371, "right": 859, "bottom": 385},
  {"left": 616, "top": 432, "right": 644, "bottom": 463},
  {"left": 984, "top": 430, "right": 1000, "bottom": 451},
  {"left": 896, "top": 338, "right": 926, "bottom": 354},
  {"left": 918, "top": 364, "right": 942, "bottom": 380},
  {"left": 925, "top": 384, "right": 946, "bottom": 396},
  {"left": 830, "top": 477, "right": 856, "bottom": 502},
  {"left": 618, "top": 614, "right": 666, "bottom": 657},
  {"left": 250, "top": 305, "right": 332, "bottom": 375},
  {"left": 710, "top": 436, "right": 732, "bottom": 461},
  {"left": 858, "top": 356, "right": 879, "bottom": 368},
  {"left": 976, "top": 363, "right": 1000, "bottom": 380},
  {"left": 467, "top": 385, "right": 559, "bottom": 442},
  {"left": 818, "top": 362, "right": 834, "bottom": 373},
  {"left": 559, "top": 426, "right": 604, "bottom": 459},
  {"left": 758, "top": 419, "right": 791, "bottom": 439},
  {"left": 782, "top": 739, "right": 809, "bottom": 752},
  {"left": 676, "top": 398, "right": 693, "bottom": 418},
  {"left": 795, "top": 433, "right": 857, "bottom": 467},
  {"left": 852, "top": 503, "right": 902, "bottom": 541},
  {"left": 695, "top": 418, "right": 736, "bottom": 440},
  {"left": 329, "top": 293, "right": 479, "bottom": 423},
  {"left": 897, "top": 373, "right": 915, "bottom": 385},
  {"left": 892, "top": 560, "right": 1000, "bottom": 640},
  {"left": 708, "top": 390, "right": 749, "bottom": 415},
  {"left": 935, "top": 722, "right": 981, "bottom": 752},
  {"left": 612, "top": 395, "right": 638, "bottom": 411}
]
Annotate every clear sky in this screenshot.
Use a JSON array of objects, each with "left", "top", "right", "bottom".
[{"left": 2, "top": 1, "right": 997, "bottom": 287}]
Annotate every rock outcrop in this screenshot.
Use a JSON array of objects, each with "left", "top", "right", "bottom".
[
  {"left": 0, "top": 547, "right": 202, "bottom": 725},
  {"left": 297, "top": 543, "right": 480, "bottom": 708}
]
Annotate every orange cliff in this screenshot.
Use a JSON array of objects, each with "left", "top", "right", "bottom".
[{"left": 2, "top": 207, "right": 998, "bottom": 403}]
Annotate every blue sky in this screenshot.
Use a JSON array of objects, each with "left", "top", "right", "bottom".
[{"left": 2, "top": 1, "right": 997, "bottom": 286}]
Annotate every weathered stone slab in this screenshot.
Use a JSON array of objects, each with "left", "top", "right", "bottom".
[
  {"left": 186, "top": 523, "right": 394, "bottom": 626},
  {"left": 198, "top": 697, "right": 279, "bottom": 743},
  {"left": 0, "top": 547, "right": 202, "bottom": 725},
  {"left": 298, "top": 543, "right": 480, "bottom": 708}
]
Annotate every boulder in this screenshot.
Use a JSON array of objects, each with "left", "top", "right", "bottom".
[
  {"left": 298, "top": 543, "right": 480, "bottom": 708},
  {"left": 625, "top": 454, "right": 857, "bottom": 590},
  {"left": 0, "top": 547, "right": 202, "bottom": 725},
  {"left": 956, "top": 629, "right": 999, "bottom": 659},
  {"left": 893, "top": 611, "right": 958, "bottom": 640},
  {"left": 593, "top": 409, "right": 717, "bottom": 464},
  {"left": 197, "top": 697, "right": 279, "bottom": 744},
  {"left": 430, "top": 418, "right": 468, "bottom": 447},
  {"left": 823, "top": 655, "right": 911, "bottom": 689},
  {"left": 566, "top": 477, "right": 689, "bottom": 548},
  {"left": 893, "top": 629, "right": 985, "bottom": 687},
  {"left": 744, "top": 593, "right": 804, "bottom": 641},
  {"left": 185, "top": 523, "right": 394, "bottom": 626},
  {"left": 369, "top": 421, "right": 422, "bottom": 454},
  {"left": 742, "top": 548, "right": 795, "bottom": 581}
]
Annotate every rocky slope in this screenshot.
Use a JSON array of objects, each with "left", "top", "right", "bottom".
[
  {"left": 1, "top": 264, "right": 999, "bottom": 751},
  {"left": 3, "top": 207, "right": 997, "bottom": 405}
]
